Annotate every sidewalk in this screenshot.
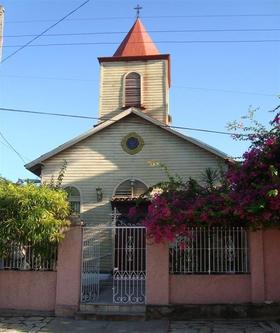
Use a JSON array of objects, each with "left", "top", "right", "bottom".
[{"left": 1, "top": 316, "right": 280, "bottom": 332}]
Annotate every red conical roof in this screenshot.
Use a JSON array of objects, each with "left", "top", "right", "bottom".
[{"left": 114, "top": 18, "right": 160, "bottom": 57}]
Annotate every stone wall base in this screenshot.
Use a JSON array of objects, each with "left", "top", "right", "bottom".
[
  {"left": 55, "top": 304, "right": 78, "bottom": 317},
  {"left": 0, "top": 309, "right": 54, "bottom": 317},
  {"left": 146, "top": 303, "right": 280, "bottom": 320}
]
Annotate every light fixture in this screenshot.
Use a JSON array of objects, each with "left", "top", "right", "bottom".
[{"left": 96, "top": 187, "right": 103, "bottom": 202}]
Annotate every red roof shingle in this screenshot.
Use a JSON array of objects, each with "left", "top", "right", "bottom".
[{"left": 113, "top": 18, "right": 160, "bottom": 57}]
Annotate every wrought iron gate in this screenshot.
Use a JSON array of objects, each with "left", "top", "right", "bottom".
[{"left": 81, "top": 226, "right": 146, "bottom": 304}]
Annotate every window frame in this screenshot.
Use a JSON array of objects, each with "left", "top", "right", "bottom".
[
  {"left": 123, "top": 72, "right": 142, "bottom": 108},
  {"left": 64, "top": 186, "right": 81, "bottom": 216}
]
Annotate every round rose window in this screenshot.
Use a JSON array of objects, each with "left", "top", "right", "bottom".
[{"left": 121, "top": 132, "right": 144, "bottom": 155}]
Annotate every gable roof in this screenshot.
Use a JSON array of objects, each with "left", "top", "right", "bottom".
[
  {"left": 25, "top": 109, "right": 229, "bottom": 176},
  {"left": 113, "top": 18, "right": 160, "bottom": 57}
]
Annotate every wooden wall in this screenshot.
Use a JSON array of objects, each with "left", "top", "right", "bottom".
[
  {"left": 41, "top": 114, "right": 225, "bottom": 227},
  {"left": 99, "top": 59, "right": 169, "bottom": 124}
]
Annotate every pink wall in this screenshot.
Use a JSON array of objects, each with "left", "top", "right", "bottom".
[
  {"left": 0, "top": 271, "right": 56, "bottom": 311},
  {"left": 55, "top": 225, "right": 82, "bottom": 316},
  {"left": 263, "top": 229, "right": 280, "bottom": 302},
  {"left": 146, "top": 242, "right": 169, "bottom": 305},
  {"left": 170, "top": 275, "right": 251, "bottom": 304},
  {"left": 249, "top": 230, "right": 265, "bottom": 302},
  {"left": 1, "top": 227, "right": 280, "bottom": 312},
  {"left": 0, "top": 225, "right": 82, "bottom": 315},
  {"left": 147, "top": 230, "right": 280, "bottom": 305}
]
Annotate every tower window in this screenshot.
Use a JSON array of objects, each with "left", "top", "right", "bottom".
[{"left": 125, "top": 72, "right": 141, "bottom": 107}]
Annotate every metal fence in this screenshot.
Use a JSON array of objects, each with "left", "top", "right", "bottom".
[
  {"left": 81, "top": 226, "right": 146, "bottom": 304},
  {"left": 0, "top": 243, "right": 58, "bottom": 271},
  {"left": 169, "top": 227, "right": 249, "bottom": 274}
]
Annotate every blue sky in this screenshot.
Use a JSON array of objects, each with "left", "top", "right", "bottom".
[{"left": 0, "top": 0, "right": 279, "bottom": 181}]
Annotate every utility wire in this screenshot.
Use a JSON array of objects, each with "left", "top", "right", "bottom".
[
  {"left": 0, "top": 130, "right": 26, "bottom": 163},
  {"left": 1, "top": 0, "right": 91, "bottom": 64},
  {"left": 5, "top": 27, "right": 280, "bottom": 38},
  {"left": 5, "top": 13, "right": 280, "bottom": 24},
  {"left": 4, "top": 40, "right": 280, "bottom": 48},
  {"left": 0, "top": 138, "right": 10, "bottom": 149},
  {"left": 173, "top": 85, "right": 277, "bottom": 97},
  {"left": 1, "top": 75, "right": 276, "bottom": 97},
  {"left": 0, "top": 107, "right": 249, "bottom": 137}
]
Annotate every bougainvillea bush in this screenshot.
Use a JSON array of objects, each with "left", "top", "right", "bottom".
[{"left": 130, "top": 111, "right": 280, "bottom": 243}]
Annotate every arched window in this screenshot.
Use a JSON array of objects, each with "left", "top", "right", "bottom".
[
  {"left": 65, "top": 186, "right": 81, "bottom": 215},
  {"left": 125, "top": 72, "right": 141, "bottom": 107},
  {"left": 114, "top": 179, "right": 148, "bottom": 198}
]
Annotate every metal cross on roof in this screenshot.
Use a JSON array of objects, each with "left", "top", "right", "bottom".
[{"left": 134, "top": 4, "right": 142, "bottom": 18}]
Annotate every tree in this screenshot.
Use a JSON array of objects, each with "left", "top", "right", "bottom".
[{"left": 0, "top": 178, "right": 70, "bottom": 256}]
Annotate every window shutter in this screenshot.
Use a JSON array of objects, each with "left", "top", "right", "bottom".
[{"left": 125, "top": 72, "right": 141, "bottom": 107}]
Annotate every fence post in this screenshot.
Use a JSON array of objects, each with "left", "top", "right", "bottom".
[
  {"left": 250, "top": 230, "right": 265, "bottom": 303},
  {"left": 146, "top": 241, "right": 169, "bottom": 305},
  {"left": 55, "top": 225, "right": 82, "bottom": 316}
]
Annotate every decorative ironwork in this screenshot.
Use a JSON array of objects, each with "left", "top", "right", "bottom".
[
  {"left": 113, "top": 226, "right": 146, "bottom": 304},
  {"left": 0, "top": 242, "right": 57, "bottom": 271},
  {"left": 80, "top": 225, "right": 146, "bottom": 305},
  {"left": 81, "top": 229, "right": 101, "bottom": 303},
  {"left": 169, "top": 227, "right": 249, "bottom": 274}
]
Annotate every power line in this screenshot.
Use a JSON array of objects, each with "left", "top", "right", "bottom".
[
  {"left": 0, "top": 138, "right": 10, "bottom": 149},
  {"left": 5, "top": 27, "right": 280, "bottom": 38},
  {"left": 1, "top": 74, "right": 277, "bottom": 97},
  {"left": 5, "top": 13, "right": 280, "bottom": 24},
  {"left": 0, "top": 130, "right": 26, "bottom": 163},
  {"left": 1, "top": 0, "right": 91, "bottom": 64},
  {"left": 173, "top": 85, "right": 277, "bottom": 97},
  {"left": 0, "top": 106, "right": 249, "bottom": 137},
  {"left": 4, "top": 40, "right": 280, "bottom": 48},
  {"left": 1, "top": 74, "right": 98, "bottom": 82}
]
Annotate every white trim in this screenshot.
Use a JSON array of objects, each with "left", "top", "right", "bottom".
[
  {"left": 98, "top": 63, "right": 104, "bottom": 120},
  {"left": 25, "top": 108, "right": 229, "bottom": 173}
]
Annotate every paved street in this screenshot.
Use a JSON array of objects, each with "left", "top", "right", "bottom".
[{"left": 1, "top": 316, "right": 280, "bottom": 332}]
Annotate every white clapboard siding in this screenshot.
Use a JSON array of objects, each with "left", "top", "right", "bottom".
[
  {"left": 99, "top": 59, "right": 169, "bottom": 124},
  {"left": 41, "top": 114, "right": 226, "bottom": 227}
]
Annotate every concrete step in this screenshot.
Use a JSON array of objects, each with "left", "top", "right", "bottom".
[
  {"left": 80, "top": 304, "right": 146, "bottom": 314},
  {"left": 75, "top": 311, "right": 146, "bottom": 321}
]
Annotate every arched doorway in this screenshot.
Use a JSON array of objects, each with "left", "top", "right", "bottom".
[{"left": 111, "top": 179, "right": 149, "bottom": 225}]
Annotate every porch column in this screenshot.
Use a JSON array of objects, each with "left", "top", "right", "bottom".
[
  {"left": 146, "top": 241, "right": 169, "bottom": 305},
  {"left": 250, "top": 230, "right": 265, "bottom": 303},
  {"left": 55, "top": 225, "right": 82, "bottom": 316}
]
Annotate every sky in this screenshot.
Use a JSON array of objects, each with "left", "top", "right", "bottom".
[{"left": 0, "top": 0, "right": 279, "bottom": 181}]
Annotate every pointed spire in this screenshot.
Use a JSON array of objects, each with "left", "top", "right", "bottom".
[{"left": 113, "top": 18, "right": 160, "bottom": 57}]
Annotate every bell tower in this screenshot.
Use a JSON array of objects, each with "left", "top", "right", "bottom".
[{"left": 98, "top": 18, "right": 171, "bottom": 124}]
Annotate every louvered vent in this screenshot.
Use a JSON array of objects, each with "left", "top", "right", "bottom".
[
  {"left": 114, "top": 180, "right": 147, "bottom": 198},
  {"left": 125, "top": 72, "right": 141, "bottom": 107}
]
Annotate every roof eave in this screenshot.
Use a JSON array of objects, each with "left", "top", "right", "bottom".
[{"left": 25, "top": 108, "right": 230, "bottom": 175}]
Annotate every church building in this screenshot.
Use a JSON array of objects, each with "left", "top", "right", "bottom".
[
  {"left": 0, "top": 16, "right": 276, "bottom": 314},
  {"left": 26, "top": 18, "right": 228, "bottom": 227},
  {"left": 24, "top": 17, "right": 233, "bottom": 306}
]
